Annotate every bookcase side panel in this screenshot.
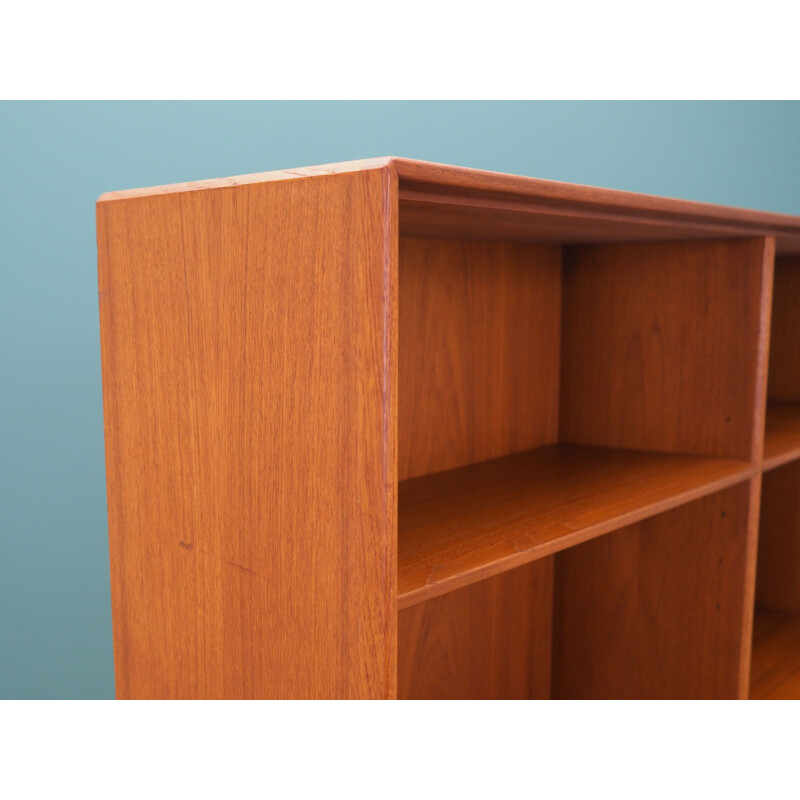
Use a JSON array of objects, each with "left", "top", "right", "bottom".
[{"left": 97, "top": 169, "right": 397, "bottom": 699}]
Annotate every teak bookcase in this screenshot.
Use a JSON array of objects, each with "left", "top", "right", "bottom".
[{"left": 97, "top": 158, "right": 800, "bottom": 699}]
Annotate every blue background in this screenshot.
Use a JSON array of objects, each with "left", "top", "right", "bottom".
[{"left": 2, "top": 101, "right": 799, "bottom": 698}]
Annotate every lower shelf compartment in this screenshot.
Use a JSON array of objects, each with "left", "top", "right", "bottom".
[
  {"left": 750, "top": 609, "right": 800, "bottom": 699},
  {"left": 763, "top": 401, "right": 800, "bottom": 471},
  {"left": 398, "top": 443, "right": 753, "bottom": 609}
]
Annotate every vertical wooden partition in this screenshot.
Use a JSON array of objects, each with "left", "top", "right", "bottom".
[{"left": 556, "top": 238, "right": 774, "bottom": 699}]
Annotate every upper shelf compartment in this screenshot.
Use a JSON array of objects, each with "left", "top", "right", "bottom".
[
  {"left": 399, "top": 237, "right": 770, "bottom": 477},
  {"left": 398, "top": 233, "right": 772, "bottom": 604}
]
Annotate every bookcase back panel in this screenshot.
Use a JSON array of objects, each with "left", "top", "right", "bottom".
[
  {"left": 767, "top": 257, "right": 800, "bottom": 400},
  {"left": 756, "top": 460, "right": 800, "bottom": 614},
  {"left": 560, "top": 238, "right": 773, "bottom": 461},
  {"left": 398, "top": 238, "right": 561, "bottom": 481},
  {"left": 398, "top": 558, "right": 553, "bottom": 699},
  {"left": 553, "top": 483, "right": 752, "bottom": 699}
]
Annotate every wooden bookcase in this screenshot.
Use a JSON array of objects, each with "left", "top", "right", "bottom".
[{"left": 96, "top": 158, "right": 800, "bottom": 699}]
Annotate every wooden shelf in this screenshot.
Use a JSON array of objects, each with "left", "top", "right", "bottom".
[
  {"left": 398, "top": 444, "right": 753, "bottom": 609},
  {"left": 750, "top": 610, "right": 800, "bottom": 699},
  {"left": 763, "top": 402, "right": 800, "bottom": 471}
]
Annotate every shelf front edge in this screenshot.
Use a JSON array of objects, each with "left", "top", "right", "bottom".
[{"left": 398, "top": 454, "right": 755, "bottom": 611}]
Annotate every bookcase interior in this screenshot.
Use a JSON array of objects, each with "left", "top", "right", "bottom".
[{"left": 397, "top": 233, "right": 769, "bottom": 699}]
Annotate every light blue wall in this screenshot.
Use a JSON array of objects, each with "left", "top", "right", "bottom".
[{"left": 1, "top": 101, "right": 799, "bottom": 698}]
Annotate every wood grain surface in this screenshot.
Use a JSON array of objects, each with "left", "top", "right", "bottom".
[
  {"left": 392, "top": 160, "right": 800, "bottom": 254},
  {"left": 398, "top": 560, "right": 553, "bottom": 699},
  {"left": 561, "top": 239, "right": 772, "bottom": 462},
  {"left": 750, "top": 610, "right": 800, "bottom": 699},
  {"left": 98, "top": 167, "right": 398, "bottom": 698},
  {"left": 398, "top": 444, "right": 752, "bottom": 609},
  {"left": 553, "top": 484, "right": 752, "bottom": 699},
  {"left": 100, "top": 157, "right": 800, "bottom": 254},
  {"left": 399, "top": 198, "right": 788, "bottom": 250},
  {"left": 767, "top": 257, "right": 800, "bottom": 399},
  {"left": 399, "top": 238, "right": 560, "bottom": 480},
  {"left": 756, "top": 460, "right": 800, "bottom": 614},
  {"left": 763, "top": 401, "right": 800, "bottom": 471},
  {"left": 97, "top": 157, "right": 794, "bottom": 700}
]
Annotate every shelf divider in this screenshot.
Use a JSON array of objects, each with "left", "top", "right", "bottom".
[{"left": 398, "top": 444, "right": 754, "bottom": 609}]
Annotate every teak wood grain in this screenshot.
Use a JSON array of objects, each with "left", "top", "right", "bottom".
[
  {"left": 553, "top": 484, "right": 752, "bottom": 699},
  {"left": 98, "top": 167, "right": 397, "bottom": 699},
  {"left": 398, "top": 238, "right": 560, "bottom": 480},
  {"left": 97, "top": 157, "right": 798, "bottom": 700},
  {"left": 398, "top": 199, "right": 783, "bottom": 250},
  {"left": 763, "top": 402, "right": 800, "bottom": 471},
  {"left": 767, "top": 257, "right": 800, "bottom": 400},
  {"left": 756, "top": 460, "right": 800, "bottom": 614},
  {"left": 392, "top": 160, "right": 800, "bottom": 254},
  {"left": 749, "top": 610, "right": 800, "bottom": 699},
  {"left": 398, "top": 444, "right": 753, "bottom": 609},
  {"left": 398, "top": 560, "right": 553, "bottom": 699},
  {"left": 101, "top": 158, "right": 800, "bottom": 254},
  {"left": 560, "top": 238, "right": 773, "bottom": 462}
]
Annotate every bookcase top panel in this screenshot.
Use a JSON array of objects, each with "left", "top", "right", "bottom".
[{"left": 98, "top": 157, "right": 800, "bottom": 254}]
